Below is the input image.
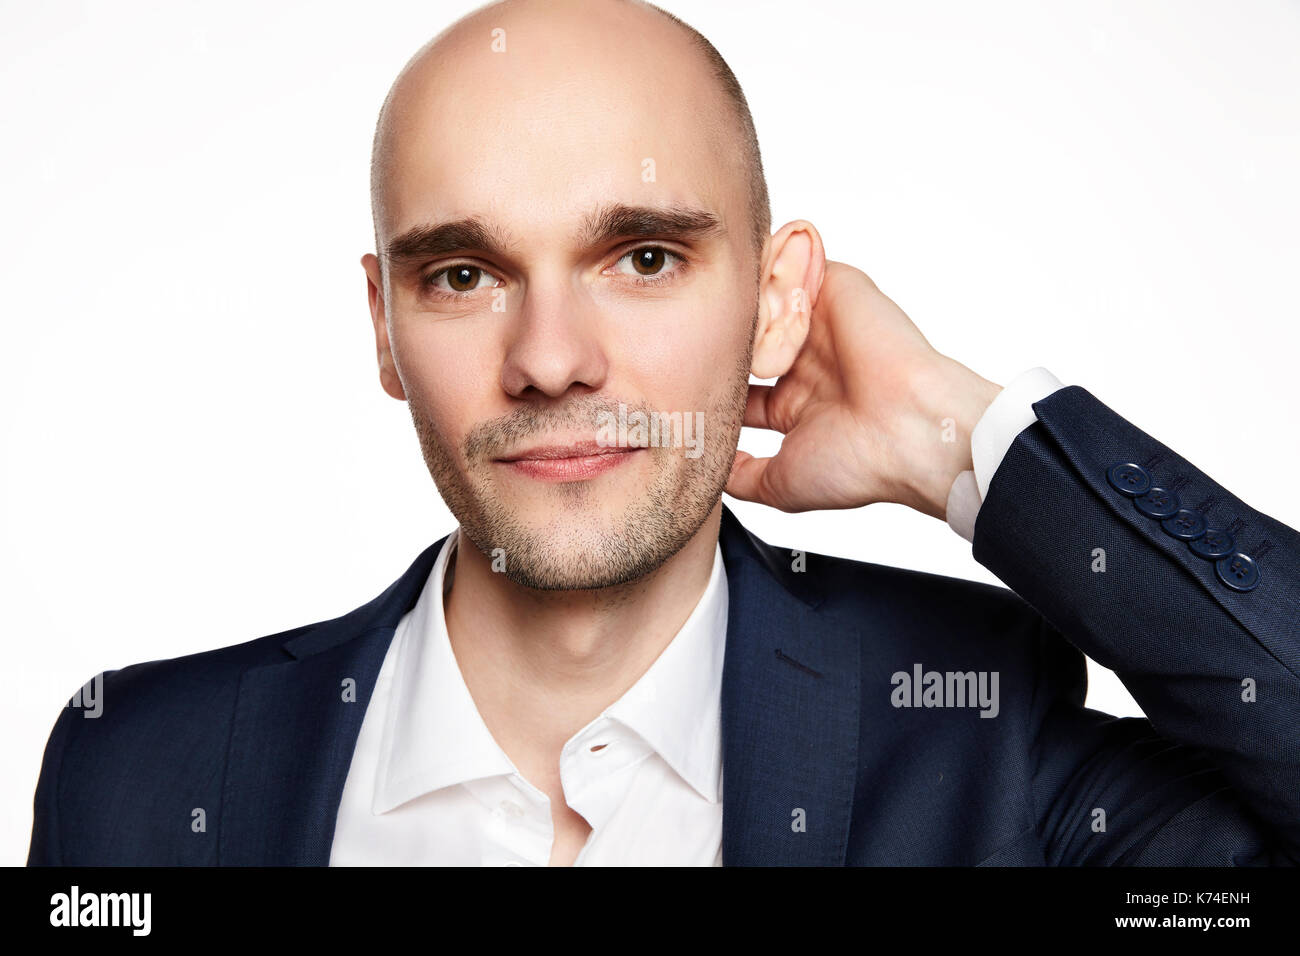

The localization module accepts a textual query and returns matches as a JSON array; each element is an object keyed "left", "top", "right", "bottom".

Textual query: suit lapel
[
  {"left": 217, "top": 508, "right": 863, "bottom": 866},
  {"left": 717, "top": 507, "right": 863, "bottom": 865},
  {"left": 219, "top": 539, "right": 446, "bottom": 865}
]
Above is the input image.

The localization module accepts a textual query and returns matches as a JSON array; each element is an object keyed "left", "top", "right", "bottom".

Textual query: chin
[{"left": 465, "top": 495, "right": 700, "bottom": 592}]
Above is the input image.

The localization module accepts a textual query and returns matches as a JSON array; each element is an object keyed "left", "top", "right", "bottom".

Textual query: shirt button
[{"left": 498, "top": 799, "right": 526, "bottom": 820}]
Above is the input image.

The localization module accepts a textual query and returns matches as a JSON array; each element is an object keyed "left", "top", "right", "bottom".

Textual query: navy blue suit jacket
[{"left": 27, "top": 386, "right": 1300, "bottom": 865}]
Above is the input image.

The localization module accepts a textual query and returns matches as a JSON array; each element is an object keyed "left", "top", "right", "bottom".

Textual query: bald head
[{"left": 367, "top": 0, "right": 770, "bottom": 269}]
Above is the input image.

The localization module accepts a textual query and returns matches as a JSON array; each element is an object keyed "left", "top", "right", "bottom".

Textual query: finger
[
  {"left": 742, "top": 384, "right": 779, "bottom": 431},
  {"left": 725, "top": 449, "right": 779, "bottom": 506}
]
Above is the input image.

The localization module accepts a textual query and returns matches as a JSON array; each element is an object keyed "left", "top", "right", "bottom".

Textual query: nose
[{"left": 499, "top": 283, "right": 609, "bottom": 400}]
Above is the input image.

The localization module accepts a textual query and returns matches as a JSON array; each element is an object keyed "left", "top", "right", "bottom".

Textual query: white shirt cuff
[{"left": 945, "top": 366, "right": 1066, "bottom": 542}]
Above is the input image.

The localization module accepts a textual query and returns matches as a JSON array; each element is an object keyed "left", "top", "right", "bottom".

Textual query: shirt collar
[
  {"left": 372, "top": 532, "right": 728, "bottom": 814},
  {"left": 602, "top": 541, "right": 727, "bottom": 802}
]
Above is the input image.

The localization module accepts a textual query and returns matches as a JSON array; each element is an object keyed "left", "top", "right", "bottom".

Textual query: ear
[
  {"left": 362, "top": 252, "right": 406, "bottom": 401},
  {"left": 751, "top": 220, "right": 826, "bottom": 379}
]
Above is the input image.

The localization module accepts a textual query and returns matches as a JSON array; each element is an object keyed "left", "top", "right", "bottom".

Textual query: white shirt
[
  {"left": 330, "top": 366, "right": 1063, "bottom": 866},
  {"left": 946, "top": 367, "right": 1064, "bottom": 542},
  {"left": 330, "top": 532, "right": 729, "bottom": 866}
]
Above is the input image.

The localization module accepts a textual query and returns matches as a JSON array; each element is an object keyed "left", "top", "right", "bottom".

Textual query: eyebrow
[{"left": 380, "top": 202, "right": 724, "bottom": 265}]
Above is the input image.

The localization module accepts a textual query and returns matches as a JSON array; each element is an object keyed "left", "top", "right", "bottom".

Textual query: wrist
[{"left": 897, "top": 358, "right": 1001, "bottom": 520}]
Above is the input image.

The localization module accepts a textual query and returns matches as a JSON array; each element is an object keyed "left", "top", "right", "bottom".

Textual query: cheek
[
  {"left": 391, "top": 317, "right": 503, "bottom": 450},
  {"left": 617, "top": 288, "right": 753, "bottom": 408}
]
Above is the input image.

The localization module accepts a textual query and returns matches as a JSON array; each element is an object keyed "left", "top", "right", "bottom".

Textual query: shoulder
[
  {"left": 28, "top": 536, "right": 448, "bottom": 863},
  {"left": 47, "top": 623, "right": 318, "bottom": 772},
  {"left": 767, "top": 534, "right": 1046, "bottom": 639},
  {"left": 753, "top": 535, "right": 1084, "bottom": 696},
  {"left": 50, "top": 537, "right": 448, "bottom": 747}
]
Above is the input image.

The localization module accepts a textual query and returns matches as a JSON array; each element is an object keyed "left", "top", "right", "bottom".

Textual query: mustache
[{"left": 463, "top": 395, "right": 658, "bottom": 460}]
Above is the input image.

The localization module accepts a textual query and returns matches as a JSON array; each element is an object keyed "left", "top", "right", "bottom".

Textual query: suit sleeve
[
  {"left": 27, "top": 695, "right": 82, "bottom": 866},
  {"left": 971, "top": 385, "right": 1300, "bottom": 865}
]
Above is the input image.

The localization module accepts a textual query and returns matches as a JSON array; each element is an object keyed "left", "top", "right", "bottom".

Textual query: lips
[
  {"left": 495, "top": 440, "right": 643, "bottom": 482},
  {"left": 497, "top": 440, "right": 629, "bottom": 462}
]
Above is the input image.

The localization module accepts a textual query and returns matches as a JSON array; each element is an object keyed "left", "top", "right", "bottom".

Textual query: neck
[{"left": 443, "top": 502, "right": 723, "bottom": 745}]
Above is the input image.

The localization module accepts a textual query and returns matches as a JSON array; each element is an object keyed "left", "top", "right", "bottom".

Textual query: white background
[{"left": 3, "top": 0, "right": 1297, "bottom": 863}]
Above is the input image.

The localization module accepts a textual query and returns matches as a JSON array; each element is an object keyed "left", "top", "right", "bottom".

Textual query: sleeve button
[
  {"left": 1160, "top": 508, "right": 1207, "bottom": 541},
  {"left": 1189, "top": 527, "right": 1235, "bottom": 560},
  {"left": 1106, "top": 461, "right": 1152, "bottom": 497},
  {"left": 1134, "top": 486, "right": 1180, "bottom": 519},
  {"left": 1215, "top": 552, "right": 1260, "bottom": 592}
]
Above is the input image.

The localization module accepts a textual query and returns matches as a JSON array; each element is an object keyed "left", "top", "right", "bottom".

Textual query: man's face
[{"left": 368, "top": 4, "right": 760, "bottom": 589}]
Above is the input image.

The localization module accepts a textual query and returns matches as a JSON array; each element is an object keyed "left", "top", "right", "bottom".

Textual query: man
[{"left": 28, "top": 0, "right": 1298, "bottom": 866}]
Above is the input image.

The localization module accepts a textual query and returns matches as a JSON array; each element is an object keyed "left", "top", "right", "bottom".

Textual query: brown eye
[
  {"left": 611, "top": 246, "right": 684, "bottom": 282},
  {"left": 631, "top": 247, "right": 666, "bottom": 276},
  {"left": 425, "top": 263, "right": 499, "bottom": 297},
  {"left": 447, "top": 265, "right": 481, "bottom": 291}
]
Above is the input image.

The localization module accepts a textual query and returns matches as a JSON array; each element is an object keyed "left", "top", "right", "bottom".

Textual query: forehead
[{"left": 377, "top": 13, "right": 740, "bottom": 250}]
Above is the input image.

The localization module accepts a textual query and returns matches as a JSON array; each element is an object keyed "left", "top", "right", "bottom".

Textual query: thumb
[{"left": 725, "top": 449, "right": 780, "bottom": 507}]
